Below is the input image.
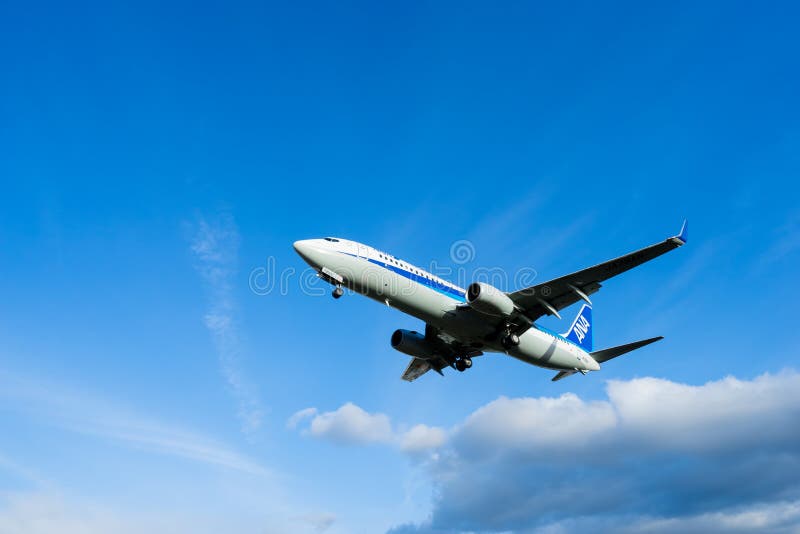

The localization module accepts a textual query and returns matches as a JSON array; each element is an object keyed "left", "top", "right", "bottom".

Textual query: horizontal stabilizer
[
  {"left": 591, "top": 336, "right": 663, "bottom": 364},
  {"left": 552, "top": 370, "right": 578, "bottom": 382}
]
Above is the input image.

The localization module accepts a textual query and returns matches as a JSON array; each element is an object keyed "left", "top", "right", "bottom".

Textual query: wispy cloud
[
  {"left": 293, "top": 512, "right": 337, "bottom": 533},
  {"left": 0, "top": 451, "right": 49, "bottom": 488},
  {"left": 0, "top": 489, "right": 343, "bottom": 534},
  {"left": 0, "top": 492, "right": 138, "bottom": 534},
  {"left": 754, "top": 210, "right": 800, "bottom": 271},
  {"left": 0, "top": 489, "right": 283, "bottom": 534},
  {"left": 0, "top": 371, "right": 267, "bottom": 476},
  {"left": 189, "top": 213, "right": 264, "bottom": 435}
]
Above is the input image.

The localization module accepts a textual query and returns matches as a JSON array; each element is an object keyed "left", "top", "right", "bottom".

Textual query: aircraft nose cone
[
  {"left": 293, "top": 240, "right": 307, "bottom": 254},
  {"left": 293, "top": 240, "right": 311, "bottom": 258},
  {"left": 293, "top": 239, "right": 319, "bottom": 267}
]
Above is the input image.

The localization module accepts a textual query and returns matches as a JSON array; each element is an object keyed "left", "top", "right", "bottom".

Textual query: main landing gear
[
  {"left": 455, "top": 357, "right": 473, "bottom": 372},
  {"left": 332, "top": 286, "right": 344, "bottom": 299},
  {"left": 501, "top": 333, "right": 520, "bottom": 350}
]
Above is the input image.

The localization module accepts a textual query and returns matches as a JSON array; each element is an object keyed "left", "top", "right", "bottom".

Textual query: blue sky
[{"left": 1, "top": 1, "right": 799, "bottom": 532}]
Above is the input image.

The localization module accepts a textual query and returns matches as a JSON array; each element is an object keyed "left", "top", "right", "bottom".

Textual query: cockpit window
[{"left": 323, "top": 237, "right": 340, "bottom": 242}]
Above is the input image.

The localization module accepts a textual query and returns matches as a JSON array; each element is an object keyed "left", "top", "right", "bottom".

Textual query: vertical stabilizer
[{"left": 562, "top": 304, "right": 593, "bottom": 351}]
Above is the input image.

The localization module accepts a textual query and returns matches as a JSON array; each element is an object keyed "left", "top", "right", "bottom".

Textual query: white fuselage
[{"left": 294, "top": 238, "right": 599, "bottom": 372}]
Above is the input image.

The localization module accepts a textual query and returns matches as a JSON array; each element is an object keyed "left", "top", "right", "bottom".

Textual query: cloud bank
[{"left": 296, "top": 371, "right": 800, "bottom": 533}]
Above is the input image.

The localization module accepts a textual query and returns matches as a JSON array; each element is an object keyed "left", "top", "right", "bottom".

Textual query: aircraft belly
[
  {"left": 339, "top": 259, "right": 458, "bottom": 324},
  {"left": 316, "top": 254, "right": 532, "bottom": 350},
  {"left": 508, "top": 329, "right": 581, "bottom": 370},
  {"left": 385, "top": 288, "right": 454, "bottom": 324}
]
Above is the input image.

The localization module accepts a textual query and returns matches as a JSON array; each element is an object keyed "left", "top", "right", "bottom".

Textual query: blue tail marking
[{"left": 562, "top": 304, "right": 593, "bottom": 351}]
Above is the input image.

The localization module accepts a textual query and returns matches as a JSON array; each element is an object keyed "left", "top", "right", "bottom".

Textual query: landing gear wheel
[
  {"left": 455, "top": 359, "right": 467, "bottom": 372},
  {"left": 502, "top": 333, "right": 520, "bottom": 349},
  {"left": 332, "top": 286, "right": 344, "bottom": 299},
  {"left": 462, "top": 357, "right": 473, "bottom": 369}
]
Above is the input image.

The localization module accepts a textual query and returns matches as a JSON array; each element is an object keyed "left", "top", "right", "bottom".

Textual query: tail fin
[{"left": 562, "top": 304, "right": 592, "bottom": 352}]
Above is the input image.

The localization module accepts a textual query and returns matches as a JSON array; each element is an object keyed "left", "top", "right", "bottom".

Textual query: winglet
[{"left": 673, "top": 219, "right": 688, "bottom": 245}]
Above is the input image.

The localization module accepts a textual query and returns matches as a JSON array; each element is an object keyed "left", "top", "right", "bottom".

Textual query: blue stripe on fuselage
[
  {"left": 338, "top": 252, "right": 466, "bottom": 301},
  {"left": 534, "top": 324, "right": 586, "bottom": 351}
]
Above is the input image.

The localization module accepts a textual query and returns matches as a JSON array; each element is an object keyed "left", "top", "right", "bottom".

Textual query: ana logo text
[{"left": 573, "top": 316, "right": 590, "bottom": 343}]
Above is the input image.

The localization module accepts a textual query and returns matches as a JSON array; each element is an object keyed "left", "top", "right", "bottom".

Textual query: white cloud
[
  {"left": 306, "top": 403, "right": 394, "bottom": 445},
  {"left": 190, "top": 213, "right": 264, "bottom": 435},
  {"left": 456, "top": 394, "right": 617, "bottom": 454},
  {"left": 607, "top": 372, "right": 800, "bottom": 451},
  {"left": 287, "top": 407, "right": 318, "bottom": 429},
  {"left": 446, "top": 371, "right": 800, "bottom": 457},
  {"left": 290, "top": 403, "right": 446, "bottom": 453},
  {"left": 399, "top": 425, "right": 447, "bottom": 454}
]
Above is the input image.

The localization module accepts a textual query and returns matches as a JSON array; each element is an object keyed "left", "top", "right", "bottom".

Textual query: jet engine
[
  {"left": 466, "top": 282, "right": 516, "bottom": 317},
  {"left": 391, "top": 329, "right": 436, "bottom": 360}
]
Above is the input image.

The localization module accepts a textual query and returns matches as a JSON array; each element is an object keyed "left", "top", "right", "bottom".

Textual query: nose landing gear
[{"left": 318, "top": 268, "right": 345, "bottom": 300}]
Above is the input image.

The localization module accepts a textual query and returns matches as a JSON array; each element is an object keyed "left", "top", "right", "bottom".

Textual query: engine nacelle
[
  {"left": 466, "top": 282, "right": 516, "bottom": 317},
  {"left": 391, "top": 329, "right": 436, "bottom": 360}
]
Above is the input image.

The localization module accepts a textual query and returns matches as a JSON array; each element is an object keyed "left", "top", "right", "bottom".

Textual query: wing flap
[{"left": 401, "top": 358, "right": 432, "bottom": 382}]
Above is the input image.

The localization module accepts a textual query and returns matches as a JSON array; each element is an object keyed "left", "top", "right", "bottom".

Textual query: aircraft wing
[{"left": 509, "top": 221, "right": 687, "bottom": 323}]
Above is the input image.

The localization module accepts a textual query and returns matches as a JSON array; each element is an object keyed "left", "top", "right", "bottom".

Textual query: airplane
[{"left": 293, "top": 221, "right": 687, "bottom": 382}]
